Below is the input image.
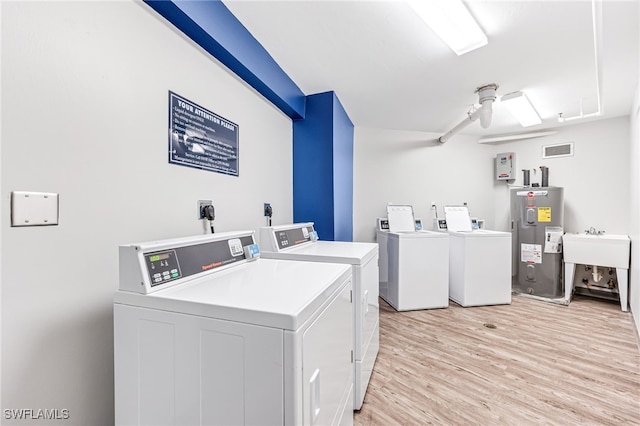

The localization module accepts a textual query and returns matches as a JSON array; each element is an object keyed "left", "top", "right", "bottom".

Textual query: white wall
[
  {"left": 0, "top": 0, "right": 3, "bottom": 415},
  {"left": 354, "top": 117, "right": 630, "bottom": 244},
  {"left": 630, "top": 1, "right": 640, "bottom": 339},
  {"left": 630, "top": 82, "right": 640, "bottom": 337},
  {"left": 490, "top": 117, "right": 630, "bottom": 235},
  {"left": 1, "top": 2, "right": 293, "bottom": 424},
  {"left": 353, "top": 128, "right": 495, "bottom": 242}
]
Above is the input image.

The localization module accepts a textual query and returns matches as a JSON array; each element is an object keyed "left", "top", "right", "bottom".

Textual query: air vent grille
[{"left": 542, "top": 142, "right": 573, "bottom": 158}]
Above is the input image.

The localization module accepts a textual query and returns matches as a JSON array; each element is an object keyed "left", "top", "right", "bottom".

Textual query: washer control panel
[
  {"left": 119, "top": 231, "right": 257, "bottom": 294},
  {"left": 275, "top": 224, "right": 316, "bottom": 250},
  {"left": 377, "top": 218, "right": 390, "bottom": 231},
  {"left": 145, "top": 250, "right": 182, "bottom": 287}
]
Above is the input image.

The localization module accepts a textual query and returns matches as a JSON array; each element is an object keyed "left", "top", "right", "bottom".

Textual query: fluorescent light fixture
[
  {"left": 500, "top": 91, "right": 542, "bottom": 127},
  {"left": 477, "top": 130, "right": 557, "bottom": 144},
  {"left": 407, "top": 0, "right": 487, "bottom": 56}
]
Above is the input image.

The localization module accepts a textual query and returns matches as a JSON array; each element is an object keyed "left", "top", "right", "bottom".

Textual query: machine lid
[
  {"left": 386, "top": 204, "right": 416, "bottom": 233},
  {"left": 260, "top": 240, "right": 378, "bottom": 265},
  {"left": 388, "top": 230, "right": 449, "bottom": 239},
  {"left": 443, "top": 206, "right": 473, "bottom": 232},
  {"left": 447, "top": 229, "right": 511, "bottom": 238},
  {"left": 114, "top": 258, "right": 351, "bottom": 330}
]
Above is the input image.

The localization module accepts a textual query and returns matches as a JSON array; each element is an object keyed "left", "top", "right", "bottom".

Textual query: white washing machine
[
  {"left": 441, "top": 206, "right": 512, "bottom": 307},
  {"left": 114, "top": 231, "right": 354, "bottom": 426},
  {"left": 381, "top": 205, "right": 450, "bottom": 311},
  {"left": 259, "top": 223, "right": 379, "bottom": 411},
  {"left": 386, "top": 231, "right": 450, "bottom": 311}
]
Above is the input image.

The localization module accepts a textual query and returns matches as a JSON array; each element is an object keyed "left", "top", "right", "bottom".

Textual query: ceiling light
[
  {"left": 407, "top": 0, "right": 487, "bottom": 56},
  {"left": 477, "top": 130, "right": 557, "bottom": 144},
  {"left": 500, "top": 91, "right": 542, "bottom": 127}
]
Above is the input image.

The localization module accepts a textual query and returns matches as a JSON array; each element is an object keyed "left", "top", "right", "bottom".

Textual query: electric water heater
[{"left": 510, "top": 186, "right": 564, "bottom": 298}]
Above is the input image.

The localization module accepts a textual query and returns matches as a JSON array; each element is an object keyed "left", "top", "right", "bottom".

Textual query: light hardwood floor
[{"left": 355, "top": 295, "right": 640, "bottom": 425}]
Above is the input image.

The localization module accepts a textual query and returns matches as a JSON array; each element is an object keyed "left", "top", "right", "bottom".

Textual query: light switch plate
[{"left": 11, "top": 191, "right": 59, "bottom": 226}]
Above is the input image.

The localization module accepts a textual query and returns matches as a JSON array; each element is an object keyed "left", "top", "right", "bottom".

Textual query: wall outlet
[{"left": 198, "top": 200, "right": 213, "bottom": 219}]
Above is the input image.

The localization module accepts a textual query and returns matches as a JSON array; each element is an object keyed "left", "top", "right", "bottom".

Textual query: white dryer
[
  {"left": 442, "top": 206, "right": 512, "bottom": 307},
  {"left": 259, "top": 223, "right": 378, "bottom": 411},
  {"left": 114, "top": 231, "right": 354, "bottom": 426}
]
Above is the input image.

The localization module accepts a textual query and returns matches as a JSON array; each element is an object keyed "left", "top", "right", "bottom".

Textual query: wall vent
[{"left": 542, "top": 142, "right": 573, "bottom": 158}]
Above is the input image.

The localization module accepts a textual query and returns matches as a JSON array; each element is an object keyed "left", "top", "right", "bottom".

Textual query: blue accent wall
[
  {"left": 144, "top": 0, "right": 305, "bottom": 119},
  {"left": 332, "top": 96, "right": 355, "bottom": 241},
  {"left": 144, "top": 2, "right": 354, "bottom": 241},
  {"left": 293, "top": 92, "right": 354, "bottom": 241}
]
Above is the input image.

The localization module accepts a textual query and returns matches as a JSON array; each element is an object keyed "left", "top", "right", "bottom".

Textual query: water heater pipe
[{"left": 540, "top": 166, "right": 549, "bottom": 187}]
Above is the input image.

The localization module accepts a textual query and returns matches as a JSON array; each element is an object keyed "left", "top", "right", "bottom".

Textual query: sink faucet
[{"left": 585, "top": 227, "right": 605, "bottom": 235}]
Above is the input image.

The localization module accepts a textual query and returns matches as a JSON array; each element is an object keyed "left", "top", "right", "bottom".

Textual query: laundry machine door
[{"left": 302, "top": 283, "right": 353, "bottom": 425}]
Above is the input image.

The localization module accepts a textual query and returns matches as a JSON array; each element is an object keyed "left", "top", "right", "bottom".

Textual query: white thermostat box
[{"left": 496, "top": 152, "right": 515, "bottom": 180}]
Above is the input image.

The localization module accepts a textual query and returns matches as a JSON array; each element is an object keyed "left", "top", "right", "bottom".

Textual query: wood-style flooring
[{"left": 355, "top": 295, "right": 640, "bottom": 425}]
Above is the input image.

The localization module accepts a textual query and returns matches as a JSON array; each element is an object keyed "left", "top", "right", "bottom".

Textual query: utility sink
[
  {"left": 563, "top": 232, "right": 631, "bottom": 312},
  {"left": 563, "top": 233, "right": 630, "bottom": 268}
]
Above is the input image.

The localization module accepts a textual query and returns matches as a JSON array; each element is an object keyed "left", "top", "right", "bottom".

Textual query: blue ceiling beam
[{"left": 144, "top": 0, "right": 306, "bottom": 119}]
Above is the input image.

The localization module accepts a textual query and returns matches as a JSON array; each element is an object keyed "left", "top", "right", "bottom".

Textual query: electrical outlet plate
[
  {"left": 11, "top": 191, "right": 59, "bottom": 226},
  {"left": 198, "top": 200, "right": 212, "bottom": 219}
]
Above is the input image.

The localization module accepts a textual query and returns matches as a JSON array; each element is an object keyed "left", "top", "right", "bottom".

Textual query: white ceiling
[{"left": 223, "top": 0, "right": 639, "bottom": 140}]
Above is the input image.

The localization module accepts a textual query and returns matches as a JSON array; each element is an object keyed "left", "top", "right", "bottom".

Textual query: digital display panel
[
  {"left": 145, "top": 249, "right": 181, "bottom": 287},
  {"left": 276, "top": 226, "right": 315, "bottom": 250},
  {"left": 149, "top": 253, "right": 170, "bottom": 262},
  {"left": 144, "top": 235, "right": 255, "bottom": 288}
]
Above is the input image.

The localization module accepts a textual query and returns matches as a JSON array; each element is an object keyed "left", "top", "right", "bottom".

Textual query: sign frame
[{"left": 168, "top": 91, "right": 239, "bottom": 176}]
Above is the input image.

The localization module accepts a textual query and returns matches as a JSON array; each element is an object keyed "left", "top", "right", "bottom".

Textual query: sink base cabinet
[{"left": 565, "top": 262, "right": 629, "bottom": 312}]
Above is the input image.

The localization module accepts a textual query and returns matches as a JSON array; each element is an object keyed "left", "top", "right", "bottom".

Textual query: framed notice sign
[{"left": 168, "top": 91, "right": 239, "bottom": 176}]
